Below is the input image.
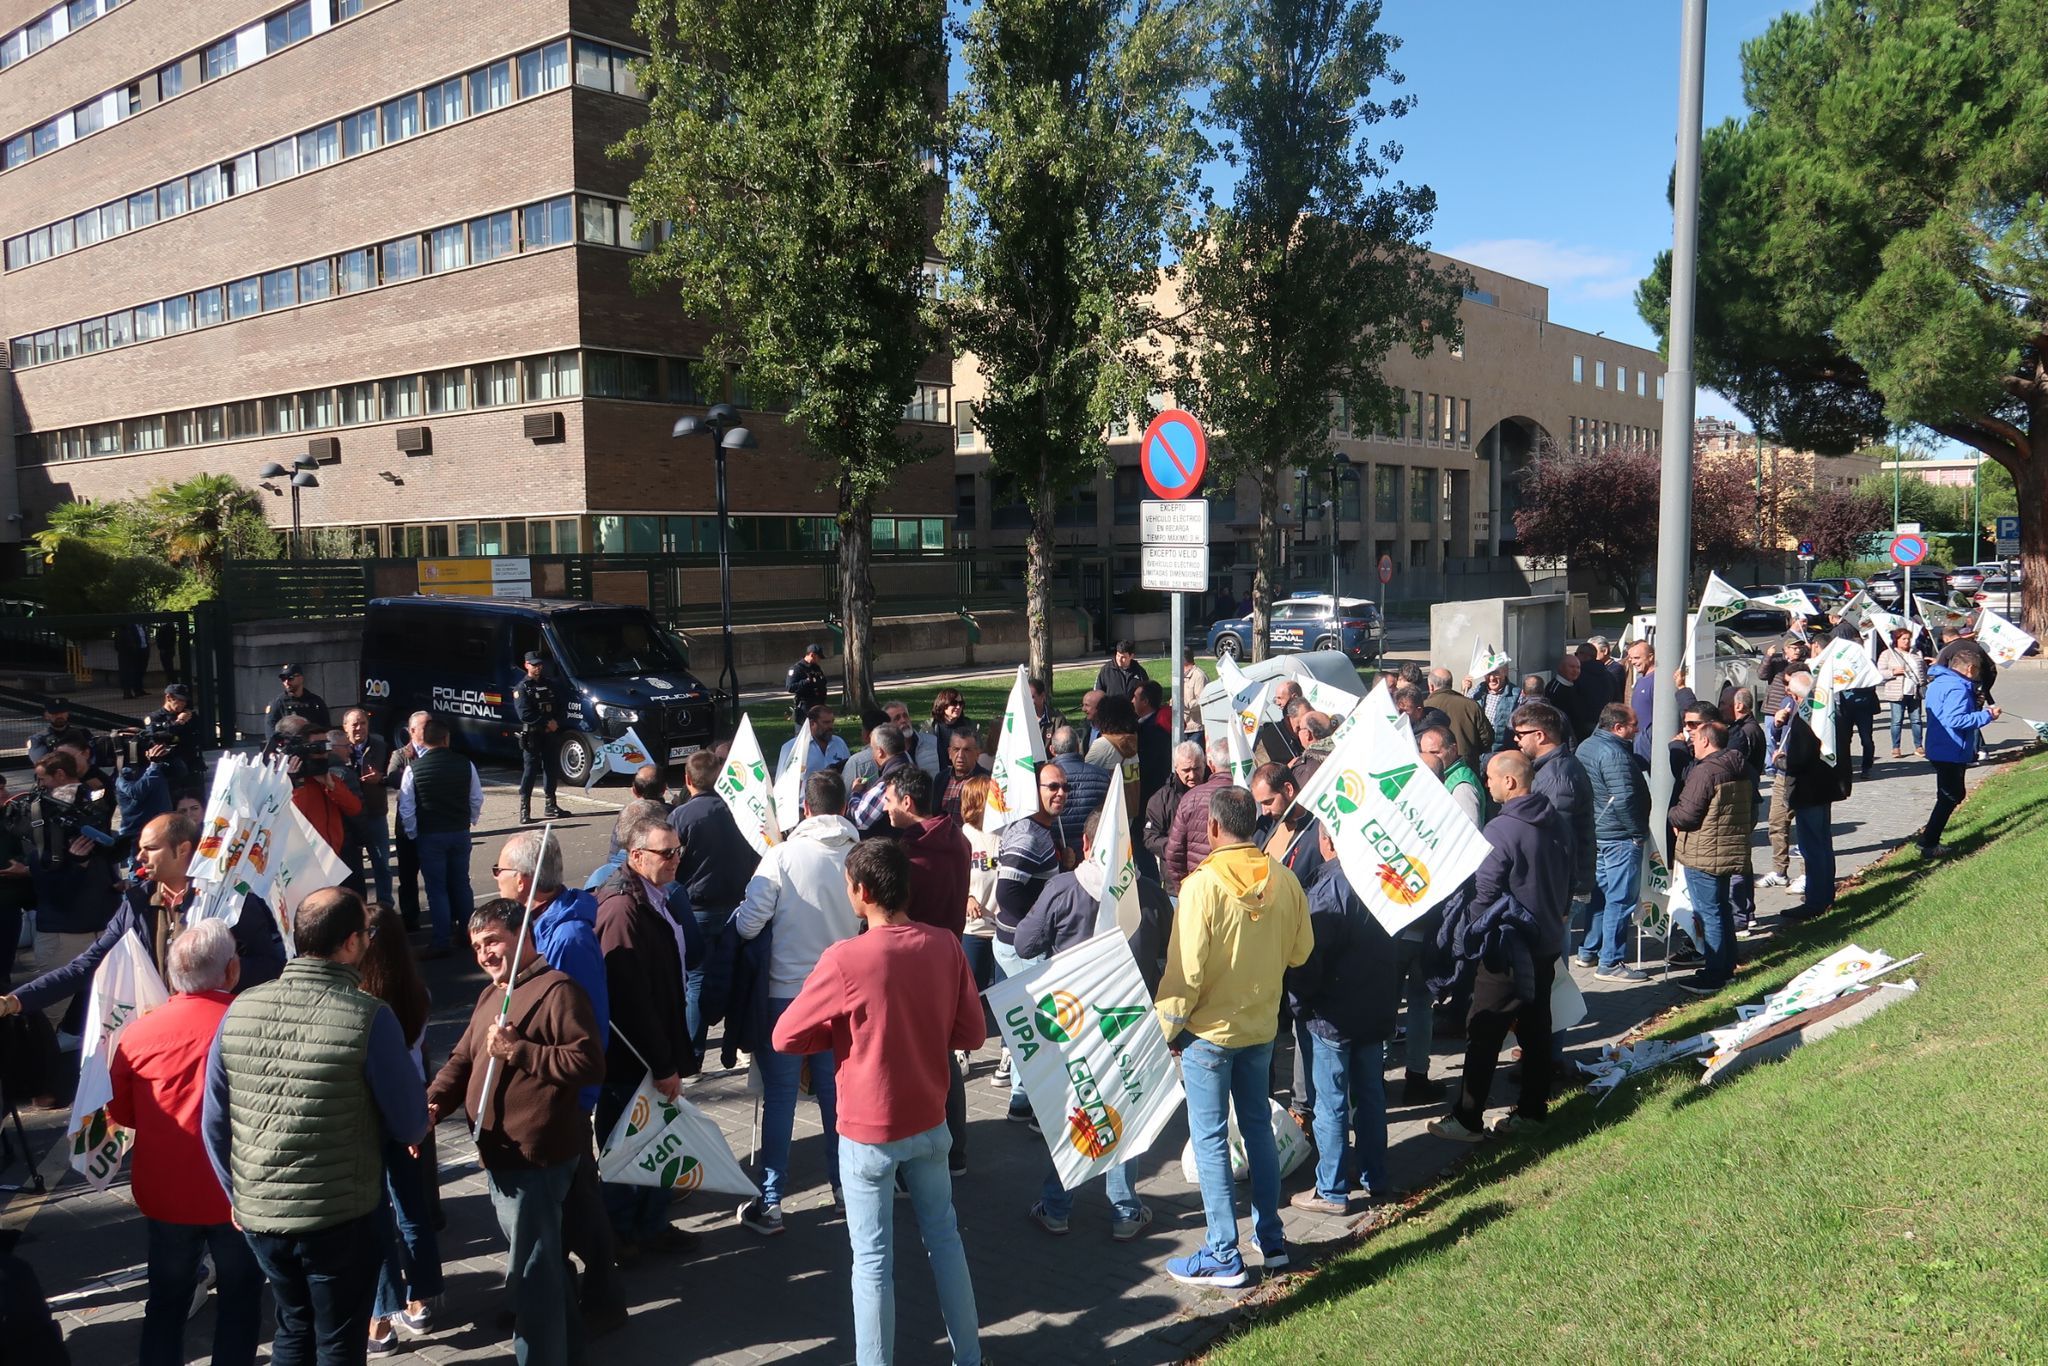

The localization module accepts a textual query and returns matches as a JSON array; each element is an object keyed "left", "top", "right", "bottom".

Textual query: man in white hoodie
[{"left": 731, "top": 769, "right": 863, "bottom": 1237}]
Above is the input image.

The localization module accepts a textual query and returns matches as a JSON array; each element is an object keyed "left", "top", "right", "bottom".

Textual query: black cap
[
  {"left": 805, "top": 642, "right": 823, "bottom": 656},
  {"left": 278, "top": 663, "right": 302, "bottom": 680},
  {"left": 164, "top": 683, "right": 192, "bottom": 700},
  {"left": 524, "top": 651, "right": 545, "bottom": 666},
  {"left": 44, "top": 696, "right": 69, "bottom": 713}
]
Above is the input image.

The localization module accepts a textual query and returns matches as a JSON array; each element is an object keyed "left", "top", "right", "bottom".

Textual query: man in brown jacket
[
  {"left": 1164, "top": 735, "right": 1237, "bottom": 894},
  {"left": 1668, "top": 717, "right": 1753, "bottom": 996},
  {"left": 1427, "top": 668, "right": 1495, "bottom": 765},
  {"left": 427, "top": 897, "right": 606, "bottom": 1366}
]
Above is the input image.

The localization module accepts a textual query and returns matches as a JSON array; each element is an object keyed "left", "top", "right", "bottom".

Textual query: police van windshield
[{"left": 550, "top": 611, "right": 691, "bottom": 678}]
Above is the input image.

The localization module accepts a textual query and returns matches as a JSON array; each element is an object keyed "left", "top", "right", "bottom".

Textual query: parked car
[
  {"left": 1786, "top": 580, "right": 1850, "bottom": 614},
  {"left": 1944, "top": 564, "right": 1990, "bottom": 594},
  {"left": 1867, "top": 569, "right": 1903, "bottom": 605},
  {"left": 1813, "top": 576, "right": 1866, "bottom": 600},
  {"left": 1723, "top": 604, "right": 1793, "bottom": 635},
  {"left": 1980, "top": 563, "right": 2024, "bottom": 592},
  {"left": 1739, "top": 583, "right": 1831, "bottom": 630},
  {"left": 1204, "top": 592, "right": 1385, "bottom": 663}
]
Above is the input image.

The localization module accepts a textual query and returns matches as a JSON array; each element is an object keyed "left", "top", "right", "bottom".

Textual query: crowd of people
[{"left": 0, "top": 615, "right": 2014, "bottom": 1363}]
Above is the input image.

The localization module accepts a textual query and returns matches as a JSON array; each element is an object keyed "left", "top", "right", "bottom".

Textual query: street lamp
[
  {"left": 672, "top": 403, "right": 757, "bottom": 733},
  {"left": 259, "top": 458, "right": 321, "bottom": 559}
]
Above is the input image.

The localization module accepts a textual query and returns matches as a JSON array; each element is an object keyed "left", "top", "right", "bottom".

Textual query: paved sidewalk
[{"left": 8, "top": 661, "right": 2043, "bottom": 1364}]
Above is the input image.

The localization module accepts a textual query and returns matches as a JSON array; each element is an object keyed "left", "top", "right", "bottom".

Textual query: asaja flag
[
  {"left": 584, "top": 725, "right": 654, "bottom": 791},
  {"left": 715, "top": 714, "right": 781, "bottom": 854},
  {"left": 67, "top": 930, "right": 169, "bottom": 1191},
  {"left": 986, "top": 930, "right": 1183, "bottom": 1191},
  {"left": 1467, "top": 641, "right": 1511, "bottom": 681},
  {"left": 1305, "top": 701, "right": 1487, "bottom": 936},
  {"left": 985, "top": 665, "right": 1046, "bottom": 831},
  {"left": 1297, "top": 675, "right": 1363, "bottom": 719},
  {"left": 1699, "top": 571, "right": 1747, "bottom": 619},
  {"left": 1089, "top": 764, "right": 1140, "bottom": 938},
  {"left": 598, "top": 1074, "right": 759, "bottom": 1198},
  {"left": 1975, "top": 607, "right": 2036, "bottom": 667},
  {"left": 1812, "top": 636, "right": 1884, "bottom": 693}
]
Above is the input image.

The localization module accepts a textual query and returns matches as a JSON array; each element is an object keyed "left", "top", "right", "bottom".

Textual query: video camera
[
  {"left": 260, "top": 729, "right": 331, "bottom": 780},
  {"left": 0, "top": 784, "right": 115, "bottom": 855},
  {"left": 111, "top": 719, "right": 181, "bottom": 772}
]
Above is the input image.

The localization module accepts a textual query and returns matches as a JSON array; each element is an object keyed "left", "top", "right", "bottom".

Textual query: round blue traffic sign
[
  {"left": 1889, "top": 533, "right": 1929, "bottom": 567},
  {"left": 1141, "top": 410, "right": 1208, "bottom": 500},
  {"left": 1797, "top": 539, "right": 1815, "bottom": 557}
]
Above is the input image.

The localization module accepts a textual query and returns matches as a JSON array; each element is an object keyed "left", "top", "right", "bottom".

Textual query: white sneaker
[
  {"left": 1759, "top": 872, "right": 1789, "bottom": 888},
  {"left": 1789, "top": 876, "right": 1807, "bottom": 895}
]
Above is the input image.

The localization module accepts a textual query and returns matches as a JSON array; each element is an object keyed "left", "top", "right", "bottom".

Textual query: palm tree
[
  {"left": 148, "top": 474, "right": 263, "bottom": 573},
  {"left": 29, "top": 499, "right": 120, "bottom": 563}
]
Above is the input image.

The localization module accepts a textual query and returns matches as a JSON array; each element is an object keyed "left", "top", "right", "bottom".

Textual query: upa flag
[
  {"left": 1700, "top": 571, "right": 1747, "bottom": 620},
  {"left": 1295, "top": 677, "right": 1411, "bottom": 822},
  {"left": 715, "top": 715, "right": 781, "bottom": 854},
  {"left": 1089, "top": 764, "right": 1141, "bottom": 938},
  {"left": 1303, "top": 701, "right": 1487, "bottom": 936},
  {"left": 1467, "top": 641, "right": 1511, "bottom": 682},
  {"left": 584, "top": 725, "right": 655, "bottom": 791},
  {"left": 66, "top": 930, "right": 169, "bottom": 1191},
  {"left": 1974, "top": 607, "right": 2037, "bottom": 667},
  {"left": 1812, "top": 636, "right": 1884, "bottom": 693},
  {"left": 1750, "top": 586, "right": 1821, "bottom": 620},
  {"left": 598, "top": 1074, "right": 759, "bottom": 1198},
  {"left": 986, "top": 930, "right": 1183, "bottom": 1191},
  {"left": 985, "top": 665, "right": 1046, "bottom": 831}
]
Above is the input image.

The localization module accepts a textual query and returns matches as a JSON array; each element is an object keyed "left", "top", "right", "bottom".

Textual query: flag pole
[{"left": 472, "top": 821, "right": 554, "bottom": 1141}]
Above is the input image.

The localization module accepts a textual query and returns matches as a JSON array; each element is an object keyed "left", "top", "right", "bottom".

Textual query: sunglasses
[
  {"left": 1040, "top": 781, "right": 1069, "bottom": 793},
  {"left": 633, "top": 845, "right": 683, "bottom": 861}
]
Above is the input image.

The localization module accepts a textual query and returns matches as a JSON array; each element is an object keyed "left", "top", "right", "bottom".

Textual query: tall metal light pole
[
  {"left": 1648, "top": 0, "right": 1709, "bottom": 844},
  {"left": 259, "top": 458, "right": 320, "bottom": 559},
  {"left": 672, "top": 403, "right": 757, "bottom": 735}
]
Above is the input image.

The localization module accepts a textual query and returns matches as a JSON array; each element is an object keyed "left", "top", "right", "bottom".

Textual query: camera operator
[
  {"left": 112, "top": 729, "right": 174, "bottom": 842},
  {"left": 0, "top": 812, "right": 284, "bottom": 1026},
  {"left": 267, "top": 716, "right": 359, "bottom": 856},
  {"left": 8, "top": 752, "right": 124, "bottom": 1034},
  {"left": 27, "top": 696, "right": 93, "bottom": 766},
  {"left": 265, "top": 663, "right": 331, "bottom": 733},
  {"left": 142, "top": 682, "right": 206, "bottom": 784},
  {"left": 513, "top": 650, "right": 563, "bottom": 824}
]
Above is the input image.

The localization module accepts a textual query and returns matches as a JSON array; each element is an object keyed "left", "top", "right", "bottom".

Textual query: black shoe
[
  {"left": 582, "top": 1302, "right": 630, "bottom": 1337},
  {"left": 544, "top": 800, "right": 563, "bottom": 819},
  {"left": 519, "top": 800, "right": 532, "bottom": 824},
  {"left": 1401, "top": 1073, "right": 1444, "bottom": 1105}
]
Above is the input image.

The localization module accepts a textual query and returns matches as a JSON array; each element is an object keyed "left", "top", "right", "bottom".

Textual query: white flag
[
  {"left": 1974, "top": 607, "right": 2037, "bottom": 667},
  {"left": 985, "top": 665, "right": 1047, "bottom": 831},
  {"left": 1811, "top": 636, "right": 1883, "bottom": 693},
  {"left": 2018, "top": 716, "right": 2048, "bottom": 746},
  {"left": 986, "top": 931, "right": 1183, "bottom": 1191},
  {"left": 67, "top": 931, "right": 170, "bottom": 1191},
  {"left": 1750, "top": 587, "right": 1820, "bottom": 619},
  {"left": 1801, "top": 679, "right": 1841, "bottom": 764},
  {"left": 1865, "top": 606, "right": 1908, "bottom": 640},
  {"left": 1912, "top": 595, "right": 1972, "bottom": 633},
  {"left": 771, "top": 728, "right": 805, "bottom": 835},
  {"left": 584, "top": 725, "right": 655, "bottom": 791},
  {"left": 598, "top": 1074, "right": 759, "bottom": 1198},
  {"left": 714, "top": 715, "right": 782, "bottom": 855},
  {"left": 1467, "top": 641, "right": 1511, "bottom": 682},
  {"left": 1304, "top": 701, "right": 1488, "bottom": 936},
  {"left": 187, "top": 755, "right": 348, "bottom": 947},
  {"left": 1089, "top": 764, "right": 1141, "bottom": 938},
  {"left": 1700, "top": 571, "right": 1747, "bottom": 618},
  {"left": 1297, "top": 676, "right": 1363, "bottom": 720},
  {"left": 1294, "top": 677, "right": 1412, "bottom": 824},
  {"left": 1836, "top": 589, "right": 1876, "bottom": 631}
]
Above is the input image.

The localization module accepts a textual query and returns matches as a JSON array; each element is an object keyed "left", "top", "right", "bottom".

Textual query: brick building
[{"left": 0, "top": 0, "right": 952, "bottom": 564}]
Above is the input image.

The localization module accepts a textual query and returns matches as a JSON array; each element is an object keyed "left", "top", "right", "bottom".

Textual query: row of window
[
  {"left": 1568, "top": 417, "right": 1662, "bottom": 455},
  {"left": 2, "top": 1, "right": 366, "bottom": 174},
  {"left": 7, "top": 194, "right": 646, "bottom": 369},
  {"left": 2, "top": 34, "right": 642, "bottom": 273},
  {"left": 1572, "top": 354, "right": 1663, "bottom": 399},
  {"left": 321, "top": 519, "right": 586, "bottom": 559},
  {"left": 0, "top": 0, "right": 127, "bottom": 72},
  {"left": 302, "top": 512, "right": 941, "bottom": 562}
]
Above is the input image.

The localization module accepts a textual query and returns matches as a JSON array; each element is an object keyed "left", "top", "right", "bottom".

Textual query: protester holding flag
[
  {"left": 992, "top": 762, "right": 1072, "bottom": 1122},
  {"left": 1878, "top": 626, "right": 1926, "bottom": 757},
  {"left": 1465, "top": 664, "right": 1520, "bottom": 754},
  {"left": 1157, "top": 786, "right": 1314, "bottom": 1288},
  {"left": 1779, "top": 673, "right": 1851, "bottom": 921},
  {"left": 107, "top": 919, "right": 263, "bottom": 1366},
  {"left": 773, "top": 840, "right": 986, "bottom": 1366},
  {"left": 426, "top": 897, "right": 606, "bottom": 1366},
  {"left": 732, "top": 770, "right": 862, "bottom": 1234},
  {"left": 1919, "top": 641, "right": 1999, "bottom": 859},
  {"left": 779, "top": 705, "right": 850, "bottom": 778}
]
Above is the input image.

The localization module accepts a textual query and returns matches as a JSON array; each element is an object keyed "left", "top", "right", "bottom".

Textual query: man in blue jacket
[
  {"left": 667, "top": 751, "right": 761, "bottom": 1055},
  {"left": 1576, "top": 703, "right": 1649, "bottom": 983},
  {"left": 1284, "top": 827, "right": 1401, "bottom": 1215},
  {"left": 1918, "top": 642, "right": 1999, "bottom": 859}
]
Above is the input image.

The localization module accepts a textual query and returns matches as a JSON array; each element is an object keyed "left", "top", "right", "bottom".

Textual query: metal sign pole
[{"left": 1170, "top": 591, "right": 1185, "bottom": 729}]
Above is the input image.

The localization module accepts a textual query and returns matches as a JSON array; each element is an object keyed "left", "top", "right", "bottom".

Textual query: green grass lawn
[{"left": 1207, "top": 753, "right": 2048, "bottom": 1363}]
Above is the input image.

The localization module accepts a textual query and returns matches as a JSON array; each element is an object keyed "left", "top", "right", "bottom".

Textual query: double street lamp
[
  {"left": 672, "top": 403, "right": 758, "bottom": 734},
  {"left": 258, "top": 457, "right": 321, "bottom": 559}
]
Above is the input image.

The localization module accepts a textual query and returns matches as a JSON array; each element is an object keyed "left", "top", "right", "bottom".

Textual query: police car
[{"left": 1204, "top": 592, "right": 1385, "bottom": 663}]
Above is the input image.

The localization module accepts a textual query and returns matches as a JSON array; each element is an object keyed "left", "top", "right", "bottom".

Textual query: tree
[
  {"left": 1172, "top": 0, "right": 1463, "bottom": 659},
  {"left": 1792, "top": 484, "right": 1887, "bottom": 568},
  {"left": 1638, "top": 0, "right": 2048, "bottom": 633},
  {"left": 624, "top": 0, "right": 946, "bottom": 717},
  {"left": 28, "top": 476, "right": 277, "bottom": 612},
  {"left": 150, "top": 473, "right": 267, "bottom": 576},
  {"left": 941, "top": 0, "right": 1205, "bottom": 689},
  {"left": 1514, "top": 440, "right": 1755, "bottom": 610}
]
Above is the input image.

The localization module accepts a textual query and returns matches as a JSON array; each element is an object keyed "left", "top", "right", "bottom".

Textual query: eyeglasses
[
  {"left": 1040, "top": 782, "right": 1069, "bottom": 793},
  {"left": 1512, "top": 728, "right": 1542, "bottom": 738},
  {"left": 633, "top": 845, "right": 683, "bottom": 862}
]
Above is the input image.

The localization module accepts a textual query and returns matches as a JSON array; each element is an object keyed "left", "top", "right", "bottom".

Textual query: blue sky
[{"left": 1369, "top": 0, "right": 1796, "bottom": 429}]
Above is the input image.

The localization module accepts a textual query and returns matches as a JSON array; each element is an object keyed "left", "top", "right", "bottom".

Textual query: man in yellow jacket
[{"left": 1155, "top": 785, "right": 1314, "bottom": 1288}]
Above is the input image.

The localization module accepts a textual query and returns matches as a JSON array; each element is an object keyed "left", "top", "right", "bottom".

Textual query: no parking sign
[{"left": 1140, "top": 410, "right": 1207, "bottom": 501}]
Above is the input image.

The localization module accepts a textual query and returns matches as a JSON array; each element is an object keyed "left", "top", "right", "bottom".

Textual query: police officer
[
  {"left": 266, "top": 663, "right": 331, "bottom": 732},
  {"left": 513, "top": 650, "right": 563, "bottom": 823},
  {"left": 786, "top": 641, "right": 830, "bottom": 724},
  {"left": 142, "top": 682, "right": 206, "bottom": 784},
  {"left": 28, "top": 697, "right": 93, "bottom": 765}
]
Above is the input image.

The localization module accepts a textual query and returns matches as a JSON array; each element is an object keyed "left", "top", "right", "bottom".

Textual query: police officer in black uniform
[
  {"left": 513, "top": 650, "right": 563, "bottom": 823},
  {"left": 27, "top": 697, "right": 94, "bottom": 765},
  {"left": 265, "top": 663, "right": 331, "bottom": 733},
  {"left": 786, "top": 642, "right": 830, "bottom": 725}
]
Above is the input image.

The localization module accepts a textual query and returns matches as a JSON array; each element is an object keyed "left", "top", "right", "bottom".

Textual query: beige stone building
[{"left": 950, "top": 251, "right": 1669, "bottom": 609}]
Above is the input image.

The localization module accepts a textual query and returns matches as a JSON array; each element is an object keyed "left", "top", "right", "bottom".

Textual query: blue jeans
[
  {"left": 685, "top": 907, "right": 731, "bottom": 1053},
  {"left": 990, "top": 939, "right": 1041, "bottom": 1105},
  {"left": 373, "top": 1137, "right": 444, "bottom": 1319},
  {"left": 1684, "top": 868, "right": 1736, "bottom": 987},
  {"left": 1762, "top": 714, "right": 1783, "bottom": 774},
  {"left": 1395, "top": 935, "right": 1435, "bottom": 1075},
  {"left": 243, "top": 1209, "right": 383, "bottom": 1366},
  {"left": 142, "top": 1218, "right": 264, "bottom": 1366},
  {"left": 839, "top": 1123, "right": 981, "bottom": 1366},
  {"left": 1307, "top": 1033, "right": 1387, "bottom": 1202},
  {"left": 1038, "top": 1158, "right": 1140, "bottom": 1223},
  {"left": 1179, "top": 1038, "right": 1283, "bottom": 1262},
  {"left": 354, "top": 818, "right": 394, "bottom": 907},
  {"left": 413, "top": 829, "right": 473, "bottom": 949},
  {"left": 1586, "top": 838, "right": 1643, "bottom": 970},
  {"left": 486, "top": 1159, "right": 581, "bottom": 1366},
  {"left": 1793, "top": 804, "right": 1835, "bottom": 915},
  {"left": 1889, "top": 701, "right": 1923, "bottom": 751},
  {"left": 760, "top": 996, "right": 840, "bottom": 1206}
]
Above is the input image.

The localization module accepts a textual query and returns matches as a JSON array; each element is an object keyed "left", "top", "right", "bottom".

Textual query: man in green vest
[
  {"left": 398, "top": 715, "right": 483, "bottom": 958},
  {"left": 202, "top": 887, "right": 429, "bottom": 1363}
]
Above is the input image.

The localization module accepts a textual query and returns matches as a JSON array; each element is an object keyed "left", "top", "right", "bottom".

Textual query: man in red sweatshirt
[{"left": 773, "top": 840, "right": 985, "bottom": 1366}]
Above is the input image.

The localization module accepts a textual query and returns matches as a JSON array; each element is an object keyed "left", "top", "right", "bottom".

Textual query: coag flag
[
  {"left": 1303, "top": 701, "right": 1487, "bottom": 936},
  {"left": 187, "top": 754, "right": 349, "bottom": 947},
  {"left": 986, "top": 930, "right": 1183, "bottom": 1191},
  {"left": 1089, "top": 764, "right": 1141, "bottom": 938},
  {"left": 985, "top": 665, "right": 1046, "bottom": 832},
  {"left": 584, "top": 725, "right": 655, "bottom": 791},
  {"left": 1467, "top": 641, "right": 1511, "bottom": 682},
  {"left": 1974, "top": 607, "right": 2037, "bottom": 667},
  {"left": 715, "top": 714, "right": 781, "bottom": 854},
  {"left": 598, "top": 1074, "right": 759, "bottom": 1198},
  {"left": 66, "top": 930, "right": 169, "bottom": 1191}
]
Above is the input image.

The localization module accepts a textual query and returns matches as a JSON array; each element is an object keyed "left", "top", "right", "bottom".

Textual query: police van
[{"left": 360, "top": 596, "right": 716, "bottom": 783}]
